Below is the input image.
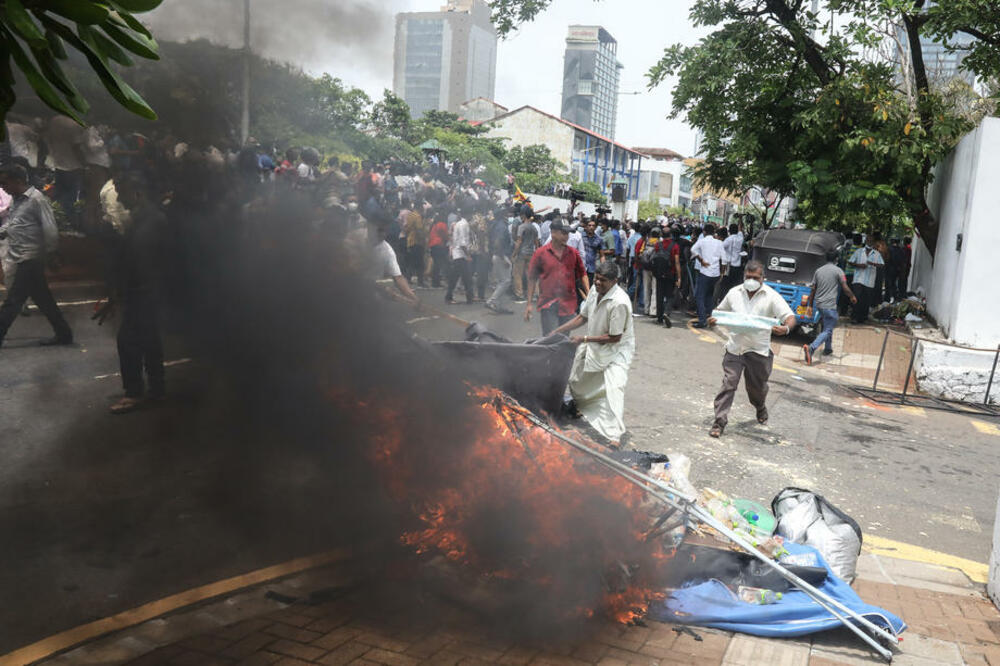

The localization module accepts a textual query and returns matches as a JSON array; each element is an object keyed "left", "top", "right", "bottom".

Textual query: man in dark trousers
[
  {"left": 0, "top": 164, "right": 73, "bottom": 348},
  {"left": 105, "top": 173, "right": 167, "bottom": 414},
  {"left": 525, "top": 219, "right": 589, "bottom": 335},
  {"left": 647, "top": 227, "right": 682, "bottom": 327}
]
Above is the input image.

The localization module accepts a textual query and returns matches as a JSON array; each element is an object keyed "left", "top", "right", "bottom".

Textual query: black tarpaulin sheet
[{"left": 432, "top": 325, "right": 577, "bottom": 416}]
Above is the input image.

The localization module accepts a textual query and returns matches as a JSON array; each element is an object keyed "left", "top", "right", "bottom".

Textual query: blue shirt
[
  {"left": 583, "top": 233, "right": 604, "bottom": 273},
  {"left": 612, "top": 229, "right": 623, "bottom": 256},
  {"left": 627, "top": 231, "right": 641, "bottom": 257}
]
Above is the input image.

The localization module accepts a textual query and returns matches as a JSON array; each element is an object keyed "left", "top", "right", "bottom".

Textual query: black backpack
[{"left": 651, "top": 240, "right": 676, "bottom": 279}]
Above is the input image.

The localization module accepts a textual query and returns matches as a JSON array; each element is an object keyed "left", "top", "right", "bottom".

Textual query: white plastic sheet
[{"left": 711, "top": 309, "right": 781, "bottom": 332}]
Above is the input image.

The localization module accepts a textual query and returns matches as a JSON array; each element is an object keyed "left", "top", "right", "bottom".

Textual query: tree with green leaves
[
  {"left": 491, "top": 0, "right": 1000, "bottom": 257},
  {"left": 1, "top": 0, "right": 163, "bottom": 132},
  {"left": 370, "top": 90, "right": 414, "bottom": 143},
  {"left": 637, "top": 197, "right": 663, "bottom": 221}
]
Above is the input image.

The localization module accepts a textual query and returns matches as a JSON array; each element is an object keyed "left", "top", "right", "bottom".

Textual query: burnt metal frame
[{"left": 849, "top": 329, "right": 1000, "bottom": 418}]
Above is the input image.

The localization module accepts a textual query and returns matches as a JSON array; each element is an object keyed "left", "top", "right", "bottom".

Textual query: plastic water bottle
[{"left": 738, "top": 586, "right": 783, "bottom": 605}]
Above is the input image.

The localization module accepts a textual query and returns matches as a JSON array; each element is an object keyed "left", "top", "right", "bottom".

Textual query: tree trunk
[{"left": 911, "top": 203, "right": 938, "bottom": 260}]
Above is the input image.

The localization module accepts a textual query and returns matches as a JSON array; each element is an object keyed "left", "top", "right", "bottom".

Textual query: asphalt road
[{"left": 0, "top": 283, "right": 996, "bottom": 655}]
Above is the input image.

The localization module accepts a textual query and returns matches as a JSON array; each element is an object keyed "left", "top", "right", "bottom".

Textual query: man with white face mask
[{"left": 707, "top": 260, "right": 796, "bottom": 437}]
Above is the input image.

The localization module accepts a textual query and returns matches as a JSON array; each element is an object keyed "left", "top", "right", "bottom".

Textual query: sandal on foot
[{"left": 110, "top": 397, "right": 144, "bottom": 414}]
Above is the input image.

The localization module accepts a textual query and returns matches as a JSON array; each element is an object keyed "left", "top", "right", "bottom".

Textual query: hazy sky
[{"left": 146, "top": 0, "right": 706, "bottom": 154}]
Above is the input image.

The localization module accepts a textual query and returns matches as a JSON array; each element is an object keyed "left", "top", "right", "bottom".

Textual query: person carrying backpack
[
  {"left": 649, "top": 228, "right": 682, "bottom": 327},
  {"left": 639, "top": 227, "right": 658, "bottom": 317}
]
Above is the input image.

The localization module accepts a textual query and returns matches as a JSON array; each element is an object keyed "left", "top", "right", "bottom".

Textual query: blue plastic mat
[{"left": 648, "top": 542, "right": 907, "bottom": 638}]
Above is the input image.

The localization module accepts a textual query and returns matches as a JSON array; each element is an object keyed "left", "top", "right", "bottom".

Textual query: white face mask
[
  {"left": 744, "top": 278, "right": 762, "bottom": 293},
  {"left": 347, "top": 202, "right": 359, "bottom": 212}
]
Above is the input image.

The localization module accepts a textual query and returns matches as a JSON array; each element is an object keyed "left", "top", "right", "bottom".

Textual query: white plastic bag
[{"left": 772, "top": 488, "right": 862, "bottom": 583}]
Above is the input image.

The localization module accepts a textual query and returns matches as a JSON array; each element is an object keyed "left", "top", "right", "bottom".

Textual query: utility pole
[{"left": 241, "top": 0, "right": 251, "bottom": 146}]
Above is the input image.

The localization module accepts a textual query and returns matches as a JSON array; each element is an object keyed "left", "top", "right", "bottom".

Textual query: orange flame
[{"left": 362, "top": 386, "right": 674, "bottom": 625}]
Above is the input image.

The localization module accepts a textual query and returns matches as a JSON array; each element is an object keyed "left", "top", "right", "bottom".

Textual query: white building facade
[
  {"left": 634, "top": 147, "right": 692, "bottom": 210},
  {"left": 483, "top": 105, "right": 643, "bottom": 202}
]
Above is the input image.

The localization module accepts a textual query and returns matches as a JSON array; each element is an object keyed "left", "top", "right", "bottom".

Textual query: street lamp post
[{"left": 241, "top": 0, "right": 251, "bottom": 146}]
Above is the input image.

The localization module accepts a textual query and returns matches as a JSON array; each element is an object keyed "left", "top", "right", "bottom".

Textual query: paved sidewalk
[
  {"left": 32, "top": 551, "right": 1000, "bottom": 666},
  {"left": 772, "top": 323, "right": 916, "bottom": 392}
]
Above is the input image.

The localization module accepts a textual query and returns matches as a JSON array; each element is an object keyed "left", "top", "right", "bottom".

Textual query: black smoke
[{"left": 144, "top": 0, "right": 402, "bottom": 83}]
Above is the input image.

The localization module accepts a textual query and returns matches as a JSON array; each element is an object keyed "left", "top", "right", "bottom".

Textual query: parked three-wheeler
[{"left": 750, "top": 229, "right": 847, "bottom": 337}]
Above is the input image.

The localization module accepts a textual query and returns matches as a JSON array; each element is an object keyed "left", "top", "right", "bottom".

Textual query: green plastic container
[{"left": 733, "top": 498, "right": 776, "bottom": 538}]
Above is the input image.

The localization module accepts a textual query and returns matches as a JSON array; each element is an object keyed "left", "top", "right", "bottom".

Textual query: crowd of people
[{"left": 0, "top": 116, "right": 918, "bottom": 444}]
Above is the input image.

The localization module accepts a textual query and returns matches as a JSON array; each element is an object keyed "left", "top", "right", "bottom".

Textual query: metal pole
[
  {"left": 872, "top": 329, "right": 890, "bottom": 391},
  {"left": 900, "top": 337, "right": 918, "bottom": 405},
  {"left": 502, "top": 400, "right": 899, "bottom": 655},
  {"left": 984, "top": 345, "right": 1000, "bottom": 407},
  {"left": 240, "top": 0, "right": 251, "bottom": 146}
]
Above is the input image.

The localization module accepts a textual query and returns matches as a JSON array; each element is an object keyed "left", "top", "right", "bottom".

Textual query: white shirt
[
  {"left": 691, "top": 235, "right": 726, "bottom": 277},
  {"left": 578, "top": 283, "right": 636, "bottom": 372},
  {"left": 297, "top": 163, "right": 316, "bottom": 181},
  {"left": 723, "top": 232, "right": 743, "bottom": 266},
  {"left": 1, "top": 186, "right": 59, "bottom": 263},
  {"left": 539, "top": 219, "right": 552, "bottom": 246},
  {"left": 450, "top": 217, "right": 471, "bottom": 260},
  {"left": 849, "top": 247, "right": 884, "bottom": 288},
  {"left": 716, "top": 283, "right": 794, "bottom": 357},
  {"left": 345, "top": 228, "right": 402, "bottom": 281},
  {"left": 370, "top": 240, "right": 402, "bottom": 281}
]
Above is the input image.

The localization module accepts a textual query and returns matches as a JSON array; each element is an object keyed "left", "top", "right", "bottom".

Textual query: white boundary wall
[
  {"left": 911, "top": 118, "right": 1000, "bottom": 348},
  {"left": 910, "top": 118, "right": 1000, "bottom": 402}
]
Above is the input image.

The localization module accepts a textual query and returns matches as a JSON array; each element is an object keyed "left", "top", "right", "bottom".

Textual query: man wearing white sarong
[{"left": 553, "top": 262, "right": 635, "bottom": 444}]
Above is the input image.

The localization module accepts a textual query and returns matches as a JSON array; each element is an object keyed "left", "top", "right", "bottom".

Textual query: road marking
[
  {"left": 94, "top": 358, "right": 192, "bottom": 380},
  {"left": 0, "top": 548, "right": 349, "bottom": 666},
  {"left": 773, "top": 363, "right": 798, "bottom": 375},
  {"left": 899, "top": 406, "right": 926, "bottom": 417},
  {"left": 863, "top": 535, "right": 988, "bottom": 583},
  {"left": 21, "top": 299, "right": 102, "bottom": 311},
  {"left": 406, "top": 315, "right": 440, "bottom": 325},
  {"left": 971, "top": 420, "right": 1000, "bottom": 436}
]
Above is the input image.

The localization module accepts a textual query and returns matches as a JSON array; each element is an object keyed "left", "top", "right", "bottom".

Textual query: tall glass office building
[
  {"left": 393, "top": 0, "right": 497, "bottom": 118},
  {"left": 560, "top": 26, "right": 623, "bottom": 140},
  {"left": 895, "top": 3, "right": 977, "bottom": 88}
]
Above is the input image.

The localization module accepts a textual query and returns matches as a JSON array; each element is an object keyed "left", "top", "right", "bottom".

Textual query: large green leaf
[
  {"left": 5, "top": 0, "right": 47, "bottom": 48},
  {"left": 110, "top": 8, "right": 153, "bottom": 38},
  {"left": 37, "top": 0, "right": 111, "bottom": 25},
  {"left": 100, "top": 22, "right": 159, "bottom": 60},
  {"left": 31, "top": 45, "right": 89, "bottom": 113},
  {"left": 45, "top": 28, "right": 68, "bottom": 58},
  {"left": 107, "top": 0, "right": 164, "bottom": 12},
  {"left": 40, "top": 15, "right": 157, "bottom": 119},
  {"left": 82, "top": 25, "right": 135, "bottom": 66},
  {"left": 2, "top": 27, "right": 83, "bottom": 123}
]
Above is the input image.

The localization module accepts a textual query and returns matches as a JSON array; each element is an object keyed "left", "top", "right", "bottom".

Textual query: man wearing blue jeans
[
  {"left": 803, "top": 249, "right": 857, "bottom": 365},
  {"left": 690, "top": 224, "right": 725, "bottom": 328}
]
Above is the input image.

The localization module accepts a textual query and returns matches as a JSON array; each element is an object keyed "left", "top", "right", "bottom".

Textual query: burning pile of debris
[
  {"left": 352, "top": 385, "right": 905, "bottom": 661},
  {"left": 367, "top": 387, "right": 674, "bottom": 627}
]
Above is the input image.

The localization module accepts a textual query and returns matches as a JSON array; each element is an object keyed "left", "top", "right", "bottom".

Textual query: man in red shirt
[
  {"left": 525, "top": 219, "right": 589, "bottom": 335},
  {"left": 427, "top": 212, "right": 450, "bottom": 288}
]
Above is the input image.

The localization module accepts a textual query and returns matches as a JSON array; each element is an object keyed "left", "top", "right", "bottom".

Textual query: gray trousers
[
  {"left": 713, "top": 350, "right": 773, "bottom": 428},
  {"left": 487, "top": 255, "right": 512, "bottom": 308}
]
